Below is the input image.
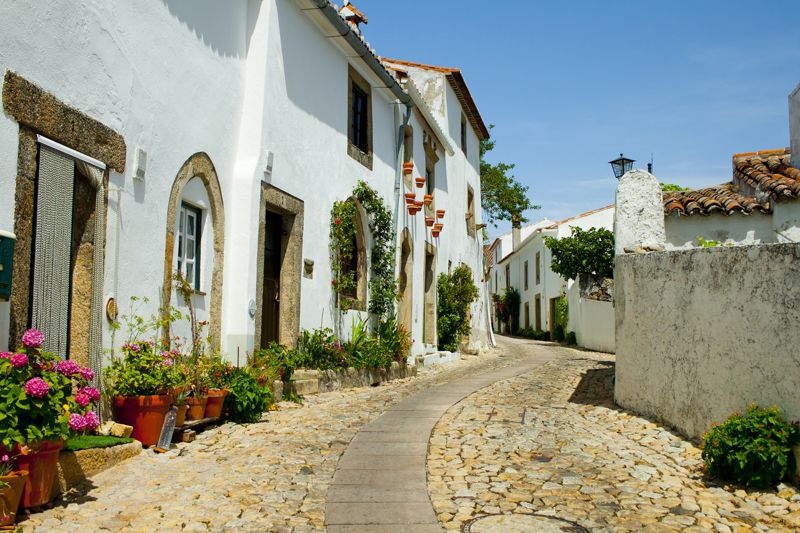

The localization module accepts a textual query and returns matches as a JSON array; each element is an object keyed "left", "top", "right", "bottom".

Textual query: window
[
  {"left": 524, "top": 302, "right": 530, "bottom": 329},
  {"left": 524, "top": 260, "right": 529, "bottom": 291},
  {"left": 460, "top": 114, "right": 468, "bottom": 155},
  {"left": 494, "top": 270, "right": 497, "bottom": 292},
  {"left": 505, "top": 265, "right": 510, "bottom": 289},
  {"left": 466, "top": 186, "right": 476, "bottom": 237},
  {"left": 347, "top": 67, "right": 372, "bottom": 168},
  {"left": 535, "top": 251, "right": 541, "bottom": 285},
  {"left": 178, "top": 203, "right": 202, "bottom": 290}
]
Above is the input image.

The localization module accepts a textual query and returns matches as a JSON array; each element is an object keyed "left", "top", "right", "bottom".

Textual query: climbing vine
[{"left": 329, "top": 181, "right": 396, "bottom": 320}]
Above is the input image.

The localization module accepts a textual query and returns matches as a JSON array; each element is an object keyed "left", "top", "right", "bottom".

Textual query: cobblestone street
[{"left": 19, "top": 336, "right": 800, "bottom": 532}]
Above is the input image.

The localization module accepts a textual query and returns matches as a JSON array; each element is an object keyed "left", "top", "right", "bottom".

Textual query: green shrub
[
  {"left": 702, "top": 405, "right": 800, "bottom": 488},
  {"left": 565, "top": 331, "right": 577, "bottom": 345},
  {"left": 437, "top": 266, "right": 479, "bottom": 351},
  {"left": 225, "top": 368, "right": 272, "bottom": 423},
  {"left": 553, "top": 324, "right": 565, "bottom": 342},
  {"left": 297, "top": 327, "right": 343, "bottom": 370},
  {"left": 376, "top": 315, "right": 411, "bottom": 362}
]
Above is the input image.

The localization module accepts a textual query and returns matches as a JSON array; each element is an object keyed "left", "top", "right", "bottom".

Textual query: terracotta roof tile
[
  {"left": 732, "top": 148, "right": 800, "bottom": 200},
  {"left": 663, "top": 183, "right": 770, "bottom": 216}
]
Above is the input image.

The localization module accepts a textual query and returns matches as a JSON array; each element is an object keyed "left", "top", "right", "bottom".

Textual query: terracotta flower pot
[
  {"left": 414, "top": 201, "right": 423, "bottom": 208},
  {"left": 402, "top": 162, "right": 414, "bottom": 175},
  {"left": 15, "top": 441, "right": 61, "bottom": 508},
  {"left": 174, "top": 404, "right": 189, "bottom": 427},
  {"left": 434, "top": 223, "right": 444, "bottom": 231},
  {"left": 113, "top": 395, "right": 172, "bottom": 446},
  {"left": 185, "top": 396, "right": 208, "bottom": 421},
  {"left": 415, "top": 177, "right": 425, "bottom": 188},
  {"left": 204, "top": 389, "right": 228, "bottom": 418},
  {"left": 0, "top": 470, "right": 28, "bottom": 524},
  {"left": 403, "top": 193, "right": 416, "bottom": 202},
  {"left": 423, "top": 194, "right": 433, "bottom": 206},
  {"left": 431, "top": 230, "right": 441, "bottom": 238},
  {"left": 425, "top": 217, "right": 435, "bottom": 227},
  {"left": 436, "top": 209, "right": 445, "bottom": 219}
]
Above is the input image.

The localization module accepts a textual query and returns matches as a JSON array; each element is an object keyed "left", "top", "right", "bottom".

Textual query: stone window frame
[
  {"left": 466, "top": 185, "right": 476, "bottom": 238},
  {"left": 161, "top": 153, "right": 225, "bottom": 348},
  {"left": 347, "top": 65, "right": 373, "bottom": 170},
  {"left": 1, "top": 71, "right": 126, "bottom": 350},
  {"left": 338, "top": 200, "right": 368, "bottom": 312}
]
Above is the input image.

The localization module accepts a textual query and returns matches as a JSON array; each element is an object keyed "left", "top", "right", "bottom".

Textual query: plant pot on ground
[
  {"left": 15, "top": 441, "right": 62, "bottom": 508},
  {"left": 185, "top": 395, "right": 208, "bottom": 421},
  {"left": 0, "top": 470, "right": 28, "bottom": 525},
  {"left": 204, "top": 389, "right": 228, "bottom": 418},
  {"left": 112, "top": 395, "right": 172, "bottom": 446},
  {"left": 174, "top": 404, "right": 189, "bottom": 427}
]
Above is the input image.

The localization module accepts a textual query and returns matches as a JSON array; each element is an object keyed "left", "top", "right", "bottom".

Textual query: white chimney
[
  {"left": 791, "top": 84, "right": 800, "bottom": 169},
  {"left": 511, "top": 218, "right": 521, "bottom": 252}
]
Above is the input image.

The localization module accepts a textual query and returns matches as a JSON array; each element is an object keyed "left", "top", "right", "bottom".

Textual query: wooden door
[{"left": 260, "top": 211, "right": 283, "bottom": 346}]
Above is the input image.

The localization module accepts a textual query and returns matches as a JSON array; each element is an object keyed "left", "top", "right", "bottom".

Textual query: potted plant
[
  {"left": 425, "top": 216, "right": 435, "bottom": 227},
  {"left": 436, "top": 209, "right": 446, "bottom": 219},
  {"left": 415, "top": 177, "right": 425, "bottom": 188},
  {"left": 402, "top": 161, "right": 413, "bottom": 175},
  {"left": 205, "top": 359, "right": 233, "bottom": 418},
  {"left": 423, "top": 194, "right": 433, "bottom": 206},
  {"left": 0, "top": 453, "right": 27, "bottom": 526},
  {"left": 106, "top": 340, "right": 180, "bottom": 446},
  {"left": 0, "top": 329, "right": 99, "bottom": 508}
]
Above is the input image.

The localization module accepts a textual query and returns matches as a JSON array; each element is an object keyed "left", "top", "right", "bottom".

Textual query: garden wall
[
  {"left": 567, "top": 275, "right": 615, "bottom": 353},
  {"left": 277, "top": 362, "right": 417, "bottom": 398},
  {"left": 614, "top": 243, "right": 800, "bottom": 438}
]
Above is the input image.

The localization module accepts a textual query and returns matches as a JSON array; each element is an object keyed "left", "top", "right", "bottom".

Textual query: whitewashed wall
[
  {"left": 566, "top": 282, "right": 614, "bottom": 353},
  {"left": 664, "top": 212, "right": 774, "bottom": 250},
  {"left": 615, "top": 243, "right": 800, "bottom": 438}
]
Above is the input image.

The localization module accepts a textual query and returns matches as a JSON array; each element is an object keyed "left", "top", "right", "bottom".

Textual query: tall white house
[
  {"left": 488, "top": 206, "right": 615, "bottom": 353},
  {"left": 0, "top": 1, "right": 491, "bottom": 374}
]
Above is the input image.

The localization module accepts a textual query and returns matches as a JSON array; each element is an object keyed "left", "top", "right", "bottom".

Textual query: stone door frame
[{"left": 254, "top": 184, "right": 304, "bottom": 349}]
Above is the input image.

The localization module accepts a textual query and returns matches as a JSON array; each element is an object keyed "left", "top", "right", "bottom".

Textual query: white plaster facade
[
  {"left": 0, "top": 1, "right": 490, "bottom": 360},
  {"left": 488, "top": 206, "right": 614, "bottom": 352}
]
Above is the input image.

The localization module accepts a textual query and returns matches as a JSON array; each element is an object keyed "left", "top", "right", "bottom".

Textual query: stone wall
[
  {"left": 615, "top": 243, "right": 800, "bottom": 438},
  {"left": 278, "top": 362, "right": 417, "bottom": 398}
]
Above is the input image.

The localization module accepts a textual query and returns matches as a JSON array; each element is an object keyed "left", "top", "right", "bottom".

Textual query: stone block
[
  {"left": 290, "top": 378, "right": 319, "bottom": 396},
  {"left": 97, "top": 421, "right": 133, "bottom": 438},
  {"left": 55, "top": 441, "right": 142, "bottom": 496}
]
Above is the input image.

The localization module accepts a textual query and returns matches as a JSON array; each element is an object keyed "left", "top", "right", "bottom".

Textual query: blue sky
[{"left": 360, "top": 0, "right": 800, "bottom": 239}]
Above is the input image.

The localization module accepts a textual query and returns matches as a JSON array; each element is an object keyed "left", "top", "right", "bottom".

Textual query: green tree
[
  {"left": 437, "top": 265, "right": 479, "bottom": 351},
  {"left": 660, "top": 182, "right": 689, "bottom": 192},
  {"left": 480, "top": 125, "right": 539, "bottom": 227},
  {"left": 544, "top": 226, "right": 614, "bottom": 281}
]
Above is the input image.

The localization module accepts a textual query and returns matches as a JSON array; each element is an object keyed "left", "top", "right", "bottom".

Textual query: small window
[
  {"left": 494, "top": 270, "right": 497, "bottom": 292},
  {"left": 460, "top": 114, "right": 468, "bottom": 155},
  {"left": 466, "top": 186, "right": 476, "bottom": 238},
  {"left": 347, "top": 67, "right": 372, "bottom": 168},
  {"left": 505, "top": 265, "right": 510, "bottom": 289},
  {"left": 524, "top": 261, "right": 529, "bottom": 291},
  {"left": 177, "top": 203, "right": 202, "bottom": 290},
  {"left": 535, "top": 251, "right": 541, "bottom": 285}
]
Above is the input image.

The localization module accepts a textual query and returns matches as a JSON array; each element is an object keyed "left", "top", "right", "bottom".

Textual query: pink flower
[
  {"left": 74, "top": 393, "right": 90, "bottom": 407},
  {"left": 1, "top": 455, "right": 8, "bottom": 463},
  {"left": 68, "top": 413, "right": 87, "bottom": 431},
  {"left": 56, "top": 360, "right": 81, "bottom": 377},
  {"left": 0, "top": 352, "right": 11, "bottom": 359},
  {"left": 129, "top": 343, "right": 141, "bottom": 353},
  {"left": 9, "top": 353, "right": 28, "bottom": 368},
  {"left": 24, "top": 377, "right": 49, "bottom": 398},
  {"left": 79, "top": 387, "right": 101, "bottom": 402},
  {"left": 160, "top": 357, "right": 174, "bottom": 367},
  {"left": 21, "top": 328, "right": 45, "bottom": 348},
  {"left": 79, "top": 367, "right": 95, "bottom": 382},
  {"left": 84, "top": 411, "right": 100, "bottom": 430}
]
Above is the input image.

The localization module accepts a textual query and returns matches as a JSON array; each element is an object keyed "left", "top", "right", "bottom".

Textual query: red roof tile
[
  {"left": 663, "top": 183, "right": 770, "bottom": 216},
  {"left": 733, "top": 148, "right": 800, "bottom": 200}
]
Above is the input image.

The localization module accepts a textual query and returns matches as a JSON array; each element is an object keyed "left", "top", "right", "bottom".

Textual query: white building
[
  {"left": 488, "top": 206, "right": 615, "bottom": 353},
  {"left": 0, "top": 1, "right": 491, "bottom": 375},
  {"left": 662, "top": 85, "right": 800, "bottom": 249}
]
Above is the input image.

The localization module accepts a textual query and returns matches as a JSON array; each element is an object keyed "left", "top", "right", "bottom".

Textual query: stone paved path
[
  {"left": 18, "top": 342, "right": 528, "bottom": 533},
  {"left": 428, "top": 337, "right": 800, "bottom": 532},
  {"left": 325, "top": 340, "right": 555, "bottom": 532}
]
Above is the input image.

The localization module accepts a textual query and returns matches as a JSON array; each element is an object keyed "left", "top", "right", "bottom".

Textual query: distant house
[
  {"left": 488, "top": 206, "right": 615, "bottom": 352},
  {"left": 663, "top": 80, "right": 800, "bottom": 251}
]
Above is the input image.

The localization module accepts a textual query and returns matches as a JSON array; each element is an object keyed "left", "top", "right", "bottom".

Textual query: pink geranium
[
  {"left": 9, "top": 353, "right": 28, "bottom": 368},
  {"left": 56, "top": 359, "right": 81, "bottom": 377},
  {"left": 79, "top": 367, "right": 95, "bottom": 382},
  {"left": 68, "top": 413, "right": 87, "bottom": 431},
  {"left": 24, "top": 377, "right": 49, "bottom": 398},
  {"left": 84, "top": 411, "right": 100, "bottom": 430},
  {"left": 79, "top": 387, "right": 101, "bottom": 402},
  {"left": 0, "top": 352, "right": 11, "bottom": 359},
  {"left": 74, "top": 393, "right": 90, "bottom": 407},
  {"left": 21, "top": 328, "right": 45, "bottom": 348}
]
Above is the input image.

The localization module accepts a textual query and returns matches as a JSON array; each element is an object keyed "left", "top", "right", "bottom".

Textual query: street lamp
[{"left": 609, "top": 153, "right": 635, "bottom": 179}]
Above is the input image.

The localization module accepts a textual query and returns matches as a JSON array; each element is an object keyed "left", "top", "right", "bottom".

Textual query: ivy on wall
[{"left": 329, "top": 181, "right": 396, "bottom": 320}]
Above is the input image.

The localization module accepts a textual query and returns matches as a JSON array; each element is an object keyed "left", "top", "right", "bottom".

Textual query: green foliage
[
  {"left": 329, "top": 181, "right": 397, "bottom": 320},
  {"left": 660, "top": 183, "right": 690, "bottom": 192},
  {"left": 224, "top": 368, "right": 272, "bottom": 423},
  {"left": 376, "top": 315, "right": 411, "bottom": 362},
  {"left": 553, "top": 325, "right": 565, "bottom": 342},
  {"left": 480, "top": 125, "right": 539, "bottom": 226},
  {"left": 250, "top": 342, "right": 301, "bottom": 384},
  {"left": 65, "top": 435, "right": 133, "bottom": 452},
  {"left": 105, "top": 341, "right": 183, "bottom": 397},
  {"left": 695, "top": 236, "right": 733, "bottom": 248},
  {"left": 207, "top": 359, "right": 236, "bottom": 390},
  {"left": 0, "top": 332, "right": 98, "bottom": 448},
  {"left": 545, "top": 226, "right": 614, "bottom": 281},
  {"left": 516, "top": 328, "right": 551, "bottom": 341},
  {"left": 702, "top": 405, "right": 800, "bottom": 488},
  {"left": 437, "top": 265, "right": 479, "bottom": 351},
  {"left": 555, "top": 295, "right": 569, "bottom": 329},
  {"left": 296, "top": 328, "right": 345, "bottom": 370},
  {"left": 565, "top": 331, "right": 577, "bottom": 345}
]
